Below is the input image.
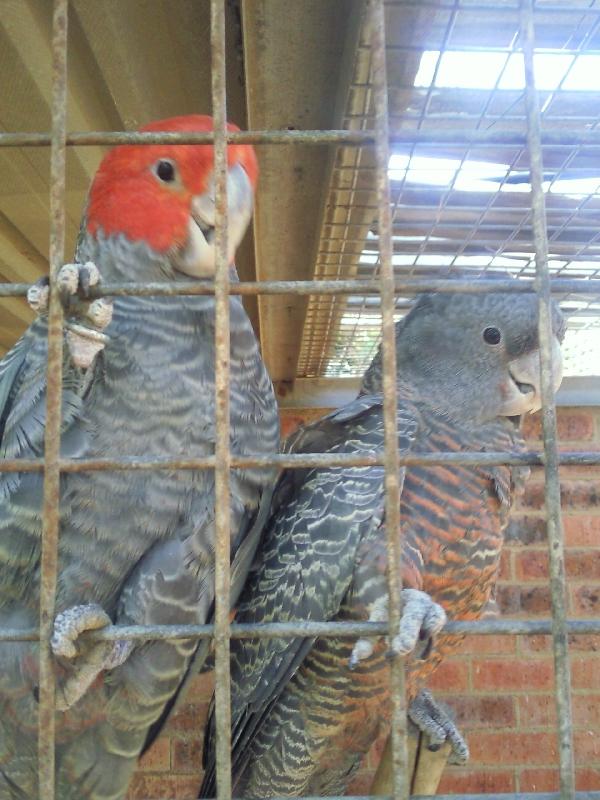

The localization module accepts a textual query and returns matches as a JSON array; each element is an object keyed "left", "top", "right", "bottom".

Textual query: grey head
[{"left": 360, "top": 290, "right": 566, "bottom": 425}]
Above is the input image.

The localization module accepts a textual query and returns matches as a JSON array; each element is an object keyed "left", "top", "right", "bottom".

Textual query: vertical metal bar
[
  {"left": 38, "top": 0, "right": 68, "bottom": 796},
  {"left": 211, "top": 1, "right": 233, "bottom": 799},
  {"left": 370, "top": 2, "right": 409, "bottom": 799},
  {"left": 520, "top": 2, "right": 575, "bottom": 798}
]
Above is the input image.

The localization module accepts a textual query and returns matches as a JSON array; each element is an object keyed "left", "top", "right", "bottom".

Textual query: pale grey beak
[
  {"left": 174, "top": 162, "right": 254, "bottom": 278},
  {"left": 500, "top": 335, "right": 563, "bottom": 416}
]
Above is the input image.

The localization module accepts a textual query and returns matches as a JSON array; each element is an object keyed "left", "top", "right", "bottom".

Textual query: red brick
[
  {"left": 497, "top": 584, "right": 551, "bottom": 615},
  {"left": 457, "top": 634, "right": 516, "bottom": 656},
  {"left": 523, "top": 482, "right": 600, "bottom": 511},
  {"left": 184, "top": 671, "right": 215, "bottom": 701},
  {"left": 565, "top": 516, "right": 600, "bottom": 547},
  {"left": 438, "top": 768, "right": 515, "bottom": 794},
  {"left": 126, "top": 774, "right": 200, "bottom": 800},
  {"left": 522, "top": 410, "right": 595, "bottom": 442},
  {"left": 572, "top": 658, "right": 600, "bottom": 690},
  {"left": 520, "top": 767, "right": 600, "bottom": 792},
  {"left": 443, "top": 695, "right": 516, "bottom": 728},
  {"left": 570, "top": 634, "right": 600, "bottom": 652},
  {"left": 472, "top": 658, "right": 553, "bottom": 691},
  {"left": 469, "top": 731, "right": 558, "bottom": 765},
  {"left": 575, "top": 730, "right": 600, "bottom": 764},
  {"left": 515, "top": 549, "right": 548, "bottom": 580},
  {"left": 505, "top": 515, "right": 547, "bottom": 545},
  {"left": 519, "top": 767, "right": 559, "bottom": 792},
  {"left": 566, "top": 550, "right": 600, "bottom": 580},
  {"left": 519, "top": 634, "right": 550, "bottom": 654},
  {"left": 572, "top": 585, "right": 600, "bottom": 615},
  {"left": 165, "top": 701, "right": 210, "bottom": 734},
  {"left": 516, "top": 694, "right": 600, "bottom": 728},
  {"left": 520, "top": 634, "right": 600, "bottom": 654},
  {"left": 172, "top": 738, "right": 203, "bottom": 773},
  {"left": 137, "top": 736, "right": 170, "bottom": 771},
  {"left": 427, "top": 659, "right": 470, "bottom": 691},
  {"left": 498, "top": 548, "right": 512, "bottom": 580},
  {"left": 577, "top": 768, "right": 600, "bottom": 790}
]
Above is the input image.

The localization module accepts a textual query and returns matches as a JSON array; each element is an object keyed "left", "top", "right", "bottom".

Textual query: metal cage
[{"left": 0, "top": 1, "right": 599, "bottom": 799}]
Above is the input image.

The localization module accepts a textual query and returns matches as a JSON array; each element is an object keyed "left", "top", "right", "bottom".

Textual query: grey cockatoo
[
  {"left": 0, "top": 115, "right": 280, "bottom": 799},
  {"left": 200, "top": 289, "right": 565, "bottom": 798}
]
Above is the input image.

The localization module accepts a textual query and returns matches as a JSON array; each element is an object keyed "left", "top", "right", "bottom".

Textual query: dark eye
[
  {"left": 154, "top": 159, "right": 176, "bottom": 183},
  {"left": 483, "top": 326, "right": 502, "bottom": 345}
]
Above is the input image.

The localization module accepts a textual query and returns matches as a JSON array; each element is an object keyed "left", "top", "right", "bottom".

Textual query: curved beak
[
  {"left": 500, "top": 335, "right": 563, "bottom": 416},
  {"left": 174, "top": 162, "right": 254, "bottom": 278}
]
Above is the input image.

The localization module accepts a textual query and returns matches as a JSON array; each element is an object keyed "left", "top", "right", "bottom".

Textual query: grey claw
[{"left": 408, "top": 689, "right": 469, "bottom": 766}]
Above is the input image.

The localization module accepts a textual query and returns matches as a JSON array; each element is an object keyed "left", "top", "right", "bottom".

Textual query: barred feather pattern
[
  {"left": 200, "top": 398, "right": 527, "bottom": 799},
  {"left": 0, "top": 233, "right": 280, "bottom": 800}
]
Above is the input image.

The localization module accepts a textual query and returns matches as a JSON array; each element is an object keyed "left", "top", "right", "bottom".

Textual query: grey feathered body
[{"left": 0, "top": 234, "right": 279, "bottom": 799}]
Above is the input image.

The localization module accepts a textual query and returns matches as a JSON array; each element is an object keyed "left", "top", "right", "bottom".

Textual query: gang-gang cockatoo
[
  {"left": 200, "top": 288, "right": 564, "bottom": 798},
  {"left": 0, "top": 115, "right": 280, "bottom": 799}
]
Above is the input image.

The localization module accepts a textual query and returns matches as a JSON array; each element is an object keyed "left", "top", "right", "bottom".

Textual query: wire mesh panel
[{"left": 0, "top": 1, "right": 598, "bottom": 800}]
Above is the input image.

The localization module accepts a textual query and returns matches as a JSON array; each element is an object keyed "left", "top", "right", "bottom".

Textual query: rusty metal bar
[
  {"left": 5, "top": 129, "right": 600, "bottom": 148},
  {"left": 38, "top": 0, "right": 68, "bottom": 797},
  {"left": 238, "top": 794, "right": 600, "bottom": 800},
  {"left": 370, "top": 3, "right": 409, "bottom": 800},
  {"left": 388, "top": 0, "right": 600, "bottom": 12},
  {"left": 210, "top": 2, "right": 233, "bottom": 799},
  {"left": 2, "top": 616, "right": 600, "bottom": 644},
  {"left": 521, "top": 3, "right": 575, "bottom": 798},
  {"left": 3, "top": 277, "right": 600, "bottom": 298},
  {"left": 1, "top": 449, "right": 599, "bottom": 475}
]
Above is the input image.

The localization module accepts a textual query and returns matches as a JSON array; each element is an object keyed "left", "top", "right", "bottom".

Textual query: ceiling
[{"left": 0, "top": 0, "right": 599, "bottom": 393}]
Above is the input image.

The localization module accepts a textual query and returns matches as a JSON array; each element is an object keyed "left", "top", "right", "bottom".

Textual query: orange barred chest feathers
[{"left": 400, "top": 413, "right": 525, "bottom": 621}]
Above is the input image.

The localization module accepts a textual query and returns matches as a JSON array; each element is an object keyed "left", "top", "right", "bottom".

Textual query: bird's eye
[
  {"left": 154, "top": 160, "right": 176, "bottom": 183},
  {"left": 483, "top": 326, "right": 502, "bottom": 345}
]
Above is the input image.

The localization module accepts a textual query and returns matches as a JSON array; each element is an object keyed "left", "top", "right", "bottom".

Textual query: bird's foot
[
  {"left": 27, "top": 263, "right": 112, "bottom": 369},
  {"left": 52, "top": 603, "right": 133, "bottom": 711},
  {"left": 349, "top": 588, "right": 446, "bottom": 668},
  {"left": 409, "top": 688, "right": 469, "bottom": 765}
]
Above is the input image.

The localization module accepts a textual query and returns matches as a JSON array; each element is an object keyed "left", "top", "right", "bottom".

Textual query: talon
[
  {"left": 389, "top": 588, "right": 446, "bottom": 657},
  {"left": 85, "top": 298, "right": 113, "bottom": 331},
  {"left": 348, "top": 638, "right": 374, "bottom": 669},
  {"left": 27, "top": 278, "right": 50, "bottom": 313},
  {"left": 52, "top": 603, "right": 112, "bottom": 659},
  {"left": 409, "top": 689, "right": 469, "bottom": 766},
  {"left": 51, "top": 604, "right": 133, "bottom": 710},
  {"left": 57, "top": 263, "right": 80, "bottom": 303}
]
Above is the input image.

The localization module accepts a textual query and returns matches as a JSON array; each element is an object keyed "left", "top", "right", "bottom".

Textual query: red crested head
[{"left": 85, "top": 115, "right": 258, "bottom": 275}]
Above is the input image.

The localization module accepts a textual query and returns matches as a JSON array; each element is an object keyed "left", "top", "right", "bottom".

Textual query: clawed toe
[{"left": 409, "top": 689, "right": 469, "bottom": 765}]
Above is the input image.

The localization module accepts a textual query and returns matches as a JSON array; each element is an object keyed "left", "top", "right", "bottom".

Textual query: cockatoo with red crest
[{"left": 0, "top": 115, "right": 279, "bottom": 799}]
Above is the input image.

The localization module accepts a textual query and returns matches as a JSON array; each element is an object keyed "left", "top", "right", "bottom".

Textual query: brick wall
[{"left": 126, "top": 407, "right": 600, "bottom": 798}]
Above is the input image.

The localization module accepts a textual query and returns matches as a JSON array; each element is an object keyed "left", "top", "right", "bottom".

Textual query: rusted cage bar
[
  {"left": 370, "top": 2, "right": 410, "bottom": 799},
  {"left": 5, "top": 128, "right": 600, "bottom": 148},
  {"left": 37, "top": 1, "right": 68, "bottom": 797},
  {"left": 2, "top": 448, "right": 600, "bottom": 478},
  {"left": 4, "top": 616, "right": 600, "bottom": 645},
  {"left": 210, "top": 0, "right": 235, "bottom": 797},
  {"left": 521, "top": 2, "right": 575, "bottom": 797},
  {"left": 2, "top": 276, "right": 600, "bottom": 298}
]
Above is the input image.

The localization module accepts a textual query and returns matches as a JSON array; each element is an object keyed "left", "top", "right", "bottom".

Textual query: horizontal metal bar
[
  {"left": 232, "top": 794, "right": 600, "bottom": 800},
  {"left": 3, "top": 278, "right": 600, "bottom": 299},
  {"left": 2, "top": 617, "right": 599, "bottom": 644},
  {"left": 388, "top": 0, "right": 600, "bottom": 13},
  {"left": 0, "top": 449, "right": 599, "bottom": 475},
  {"left": 3, "top": 129, "right": 600, "bottom": 148}
]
